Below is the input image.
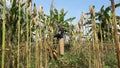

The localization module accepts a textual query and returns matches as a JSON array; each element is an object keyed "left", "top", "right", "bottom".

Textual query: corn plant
[
  {"left": 26, "top": 7, "right": 29, "bottom": 68},
  {"left": 17, "top": 1, "right": 21, "bottom": 68},
  {"left": 2, "top": 0, "right": 120, "bottom": 68},
  {"left": 90, "top": 6, "right": 101, "bottom": 68},
  {"left": 110, "top": 0, "right": 120, "bottom": 67},
  {"left": 1, "top": 0, "right": 6, "bottom": 68},
  {"left": 29, "top": 1, "right": 32, "bottom": 68}
]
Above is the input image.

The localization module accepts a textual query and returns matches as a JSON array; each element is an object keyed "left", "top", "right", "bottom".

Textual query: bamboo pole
[
  {"left": 110, "top": 0, "right": 120, "bottom": 68},
  {"left": 1, "top": 0, "right": 6, "bottom": 68}
]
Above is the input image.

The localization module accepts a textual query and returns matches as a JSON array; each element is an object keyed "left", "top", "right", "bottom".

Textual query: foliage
[{"left": 83, "top": 3, "right": 120, "bottom": 41}]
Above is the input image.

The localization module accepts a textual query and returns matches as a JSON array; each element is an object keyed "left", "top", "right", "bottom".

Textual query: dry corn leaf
[
  {"left": 90, "top": 6, "right": 95, "bottom": 17},
  {"left": 26, "top": 0, "right": 31, "bottom": 7},
  {"left": 53, "top": 51, "right": 57, "bottom": 60},
  {"left": 78, "top": 20, "right": 83, "bottom": 29},
  {"left": 39, "top": 6, "right": 45, "bottom": 19},
  {"left": 33, "top": 3, "right": 37, "bottom": 17},
  {"left": 33, "top": 18, "right": 38, "bottom": 26}
]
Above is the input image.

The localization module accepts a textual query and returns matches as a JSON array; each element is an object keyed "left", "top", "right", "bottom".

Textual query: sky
[
  {"left": 12, "top": 0, "right": 120, "bottom": 25},
  {"left": 6, "top": 0, "right": 120, "bottom": 24},
  {"left": 32, "top": 0, "right": 120, "bottom": 24}
]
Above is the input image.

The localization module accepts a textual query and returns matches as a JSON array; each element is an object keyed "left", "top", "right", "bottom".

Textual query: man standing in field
[{"left": 54, "top": 24, "right": 65, "bottom": 56}]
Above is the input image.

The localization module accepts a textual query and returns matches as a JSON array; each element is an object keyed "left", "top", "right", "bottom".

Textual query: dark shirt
[{"left": 54, "top": 26, "right": 64, "bottom": 39}]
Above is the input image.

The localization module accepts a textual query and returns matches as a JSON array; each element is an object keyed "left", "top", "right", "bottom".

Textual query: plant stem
[
  {"left": 29, "top": 2, "right": 32, "bottom": 68},
  {"left": 110, "top": 0, "right": 120, "bottom": 68},
  {"left": 1, "top": 0, "right": 6, "bottom": 68},
  {"left": 90, "top": 6, "right": 101, "bottom": 68},
  {"left": 17, "top": 1, "right": 21, "bottom": 68},
  {"left": 26, "top": 8, "right": 29, "bottom": 68}
]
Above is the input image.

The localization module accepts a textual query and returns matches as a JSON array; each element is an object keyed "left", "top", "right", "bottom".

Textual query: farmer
[{"left": 54, "top": 24, "right": 65, "bottom": 56}]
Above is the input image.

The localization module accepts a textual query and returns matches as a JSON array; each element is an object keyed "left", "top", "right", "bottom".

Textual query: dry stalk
[
  {"left": 26, "top": 8, "right": 29, "bottom": 68},
  {"left": 29, "top": 2, "right": 32, "bottom": 68},
  {"left": 1, "top": 0, "right": 6, "bottom": 68},
  {"left": 110, "top": 0, "right": 120, "bottom": 67},
  {"left": 90, "top": 6, "right": 101, "bottom": 68},
  {"left": 17, "top": 1, "right": 21, "bottom": 68}
]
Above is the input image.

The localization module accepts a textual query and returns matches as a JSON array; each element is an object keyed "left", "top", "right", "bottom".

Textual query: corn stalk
[
  {"left": 100, "top": 20, "right": 104, "bottom": 68},
  {"left": 26, "top": 8, "right": 29, "bottom": 68},
  {"left": 39, "top": 16, "right": 43, "bottom": 68},
  {"left": 29, "top": 2, "right": 32, "bottom": 68},
  {"left": 17, "top": 1, "right": 21, "bottom": 68},
  {"left": 35, "top": 27, "right": 39, "bottom": 68},
  {"left": 90, "top": 6, "right": 101, "bottom": 68},
  {"left": 110, "top": 0, "right": 120, "bottom": 68},
  {"left": 44, "top": 19, "right": 48, "bottom": 68},
  {"left": 1, "top": 0, "right": 6, "bottom": 68}
]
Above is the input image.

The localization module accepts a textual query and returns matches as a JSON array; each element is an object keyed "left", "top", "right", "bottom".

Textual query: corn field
[{"left": 0, "top": 0, "right": 120, "bottom": 68}]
